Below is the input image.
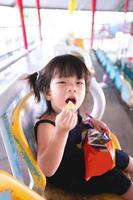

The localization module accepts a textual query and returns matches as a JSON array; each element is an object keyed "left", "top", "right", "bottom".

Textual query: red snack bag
[{"left": 83, "top": 129, "right": 115, "bottom": 181}]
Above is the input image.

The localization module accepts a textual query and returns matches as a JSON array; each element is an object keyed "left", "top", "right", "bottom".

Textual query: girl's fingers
[
  {"left": 62, "top": 111, "right": 77, "bottom": 129},
  {"left": 56, "top": 105, "right": 78, "bottom": 131},
  {"left": 102, "top": 127, "right": 110, "bottom": 134},
  {"left": 90, "top": 119, "right": 110, "bottom": 133}
]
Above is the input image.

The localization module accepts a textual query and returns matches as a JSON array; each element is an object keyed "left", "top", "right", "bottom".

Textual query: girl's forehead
[
  {"left": 51, "top": 75, "right": 85, "bottom": 82},
  {"left": 53, "top": 65, "right": 85, "bottom": 76},
  {"left": 52, "top": 74, "right": 84, "bottom": 79}
]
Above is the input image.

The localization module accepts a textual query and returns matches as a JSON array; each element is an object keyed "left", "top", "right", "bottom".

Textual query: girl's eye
[
  {"left": 57, "top": 81, "right": 66, "bottom": 84},
  {"left": 77, "top": 81, "right": 84, "bottom": 85}
]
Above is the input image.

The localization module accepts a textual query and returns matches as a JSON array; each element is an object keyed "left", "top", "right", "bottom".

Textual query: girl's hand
[
  {"left": 55, "top": 107, "right": 77, "bottom": 133},
  {"left": 89, "top": 118, "right": 110, "bottom": 133}
]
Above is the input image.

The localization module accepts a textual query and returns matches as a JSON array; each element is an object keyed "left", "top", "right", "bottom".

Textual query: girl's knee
[{"left": 125, "top": 156, "right": 133, "bottom": 173}]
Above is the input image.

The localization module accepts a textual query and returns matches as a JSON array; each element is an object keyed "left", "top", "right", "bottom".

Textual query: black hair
[{"left": 27, "top": 54, "right": 91, "bottom": 114}]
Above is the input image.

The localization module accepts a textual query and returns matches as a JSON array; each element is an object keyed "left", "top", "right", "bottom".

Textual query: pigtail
[{"left": 28, "top": 72, "right": 43, "bottom": 102}]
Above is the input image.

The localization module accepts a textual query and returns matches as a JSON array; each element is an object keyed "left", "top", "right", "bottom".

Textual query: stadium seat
[{"left": 121, "top": 78, "right": 133, "bottom": 107}]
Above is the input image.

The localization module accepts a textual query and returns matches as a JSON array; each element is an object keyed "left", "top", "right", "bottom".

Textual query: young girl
[{"left": 28, "top": 54, "right": 133, "bottom": 199}]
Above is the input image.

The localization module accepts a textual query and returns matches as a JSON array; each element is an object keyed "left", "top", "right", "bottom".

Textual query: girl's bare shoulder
[{"left": 37, "top": 114, "right": 56, "bottom": 149}]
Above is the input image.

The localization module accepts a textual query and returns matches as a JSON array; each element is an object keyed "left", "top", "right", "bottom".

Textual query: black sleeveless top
[{"left": 34, "top": 115, "right": 91, "bottom": 189}]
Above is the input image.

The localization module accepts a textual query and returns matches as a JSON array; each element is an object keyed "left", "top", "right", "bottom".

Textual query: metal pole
[
  {"left": 90, "top": 0, "right": 96, "bottom": 48},
  {"left": 122, "top": 0, "right": 129, "bottom": 33},
  {"left": 16, "top": 0, "right": 28, "bottom": 49},
  {"left": 36, "top": 0, "right": 42, "bottom": 41}
]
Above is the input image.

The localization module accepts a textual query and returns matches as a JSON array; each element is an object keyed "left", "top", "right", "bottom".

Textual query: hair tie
[{"left": 36, "top": 72, "right": 40, "bottom": 80}]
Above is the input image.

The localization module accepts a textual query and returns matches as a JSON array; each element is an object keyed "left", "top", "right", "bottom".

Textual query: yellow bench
[{"left": 10, "top": 92, "right": 123, "bottom": 200}]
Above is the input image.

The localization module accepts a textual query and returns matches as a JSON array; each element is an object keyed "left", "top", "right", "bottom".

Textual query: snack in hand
[{"left": 66, "top": 101, "right": 74, "bottom": 110}]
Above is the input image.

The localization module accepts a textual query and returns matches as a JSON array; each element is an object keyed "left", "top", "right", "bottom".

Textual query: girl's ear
[
  {"left": 45, "top": 90, "right": 51, "bottom": 100},
  {"left": 46, "top": 95, "right": 51, "bottom": 100}
]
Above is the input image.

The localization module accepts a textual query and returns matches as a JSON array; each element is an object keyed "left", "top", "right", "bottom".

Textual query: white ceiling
[{"left": 0, "top": 0, "right": 133, "bottom": 12}]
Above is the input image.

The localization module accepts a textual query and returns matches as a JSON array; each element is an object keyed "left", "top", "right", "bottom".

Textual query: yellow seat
[
  {"left": 10, "top": 93, "right": 46, "bottom": 196},
  {"left": 0, "top": 170, "right": 46, "bottom": 200},
  {"left": 10, "top": 92, "right": 124, "bottom": 200}
]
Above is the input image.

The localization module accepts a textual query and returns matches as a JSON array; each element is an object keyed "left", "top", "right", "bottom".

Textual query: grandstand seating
[{"left": 95, "top": 49, "right": 133, "bottom": 107}]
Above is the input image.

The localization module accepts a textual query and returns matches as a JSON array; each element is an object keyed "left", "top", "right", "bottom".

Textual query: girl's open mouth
[{"left": 65, "top": 97, "right": 76, "bottom": 104}]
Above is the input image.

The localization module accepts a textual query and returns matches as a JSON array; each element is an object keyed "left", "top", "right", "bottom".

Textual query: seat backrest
[{"left": 10, "top": 93, "right": 47, "bottom": 195}]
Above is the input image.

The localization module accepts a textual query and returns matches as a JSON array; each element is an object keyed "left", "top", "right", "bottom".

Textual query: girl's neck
[{"left": 41, "top": 112, "right": 56, "bottom": 122}]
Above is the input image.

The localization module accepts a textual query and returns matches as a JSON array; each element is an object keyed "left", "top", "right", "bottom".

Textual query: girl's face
[{"left": 46, "top": 75, "right": 86, "bottom": 113}]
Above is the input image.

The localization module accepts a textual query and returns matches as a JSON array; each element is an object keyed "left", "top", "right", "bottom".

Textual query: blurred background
[{"left": 0, "top": 0, "right": 133, "bottom": 187}]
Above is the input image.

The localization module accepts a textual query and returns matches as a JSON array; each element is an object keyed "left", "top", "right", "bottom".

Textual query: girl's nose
[{"left": 67, "top": 83, "right": 77, "bottom": 92}]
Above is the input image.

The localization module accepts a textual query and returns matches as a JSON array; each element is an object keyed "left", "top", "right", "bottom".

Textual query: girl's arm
[
  {"left": 85, "top": 115, "right": 110, "bottom": 133},
  {"left": 37, "top": 107, "right": 77, "bottom": 177}
]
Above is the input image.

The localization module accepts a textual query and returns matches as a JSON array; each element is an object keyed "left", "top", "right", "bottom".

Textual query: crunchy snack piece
[{"left": 66, "top": 101, "right": 74, "bottom": 110}]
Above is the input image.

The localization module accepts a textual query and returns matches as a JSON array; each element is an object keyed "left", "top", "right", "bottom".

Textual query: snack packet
[
  {"left": 87, "top": 129, "right": 110, "bottom": 149},
  {"left": 83, "top": 129, "right": 115, "bottom": 181}
]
